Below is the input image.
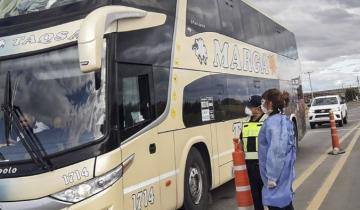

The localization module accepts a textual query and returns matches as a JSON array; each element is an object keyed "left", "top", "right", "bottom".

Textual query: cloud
[
  {"left": 313, "top": 7, "right": 360, "bottom": 23},
  {"left": 251, "top": 0, "right": 360, "bottom": 91},
  {"left": 328, "top": 0, "right": 360, "bottom": 8}
]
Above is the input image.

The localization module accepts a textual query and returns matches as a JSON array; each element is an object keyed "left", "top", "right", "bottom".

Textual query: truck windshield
[
  {"left": 0, "top": 0, "right": 85, "bottom": 20},
  {"left": 312, "top": 97, "right": 338, "bottom": 106},
  {"left": 0, "top": 46, "right": 106, "bottom": 162}
]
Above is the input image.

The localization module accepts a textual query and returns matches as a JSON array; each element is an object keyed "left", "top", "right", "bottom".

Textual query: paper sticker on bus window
[
  {"left": 202, "top": 109, "right": 210, "bottom": 121},
  {"left": 131, "top": 112, "right": 144, "bottom": 123},
  {"left": 201, "top": 101, "right": 209, "bottom": 108},
  {"left": 201, "top": 97, "right": 215, "bottom": 122}
]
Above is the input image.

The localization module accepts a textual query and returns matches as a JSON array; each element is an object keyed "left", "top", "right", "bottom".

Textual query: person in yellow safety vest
[{"left": 240, "top": 95, "right": 267, "bottom": 210}]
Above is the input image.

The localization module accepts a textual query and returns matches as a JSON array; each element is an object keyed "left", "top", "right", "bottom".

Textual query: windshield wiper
[
  {"left": 1, "top": 72, "right": 52, "bottom": 170},
  {"left": 4, "top": 72, "right": 11, "bottom": 146}
]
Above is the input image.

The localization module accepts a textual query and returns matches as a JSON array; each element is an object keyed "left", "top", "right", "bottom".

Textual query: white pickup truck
[{"left": 308, "top": 95, "right": 348, "bottom": 129}]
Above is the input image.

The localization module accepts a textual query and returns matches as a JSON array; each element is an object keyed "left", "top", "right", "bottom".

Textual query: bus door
[
  {"left": 212, "top": 75, "right": 235, "bottom": 183},
  {"left": 117, "top": 63, "right": 161, "bottom": 210},
  {"left": 215, "top": 120, "right": 236, "bottom": 183}
]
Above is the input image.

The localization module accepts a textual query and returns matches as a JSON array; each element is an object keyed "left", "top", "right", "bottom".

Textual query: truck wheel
[
  {"left": 343, "top": 113, "right": 348, "bottom": 124},
  {"left": 182, "top": 148, "right": 209, "bottom": 210},
  {"left": 310, "top": 123, "right": 315, "bottom": 129},
  {"left": 338, "top": 116, "right": 344, "bottom": 127}
]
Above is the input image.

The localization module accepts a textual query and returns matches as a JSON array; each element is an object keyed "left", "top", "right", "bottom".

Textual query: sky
[{"left": 250, "top": 0, "right": 360, "bottom": 92}]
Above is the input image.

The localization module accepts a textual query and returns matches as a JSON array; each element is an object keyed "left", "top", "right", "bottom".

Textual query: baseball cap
[{"left": 244, "top": 95, "right": 262, "bottom": 108}]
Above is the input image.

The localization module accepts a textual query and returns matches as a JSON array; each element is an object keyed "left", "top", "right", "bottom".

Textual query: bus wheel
[{"left": 183, "top": 148, "right": 209, "bottom": 210}]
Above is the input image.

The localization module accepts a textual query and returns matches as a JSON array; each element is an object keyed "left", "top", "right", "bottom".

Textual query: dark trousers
[
  {"left": 268, "top": 203, "right": 294, "bottom": 210},
  {"left": 245, "top": 159, "right": 264, "bottom": 210}
]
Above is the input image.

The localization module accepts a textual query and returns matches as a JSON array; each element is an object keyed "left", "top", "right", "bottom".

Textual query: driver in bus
[
  {"left": 19, "top": 113, "right": 49, "bottom": 134},
  {"left": 12, "top": 113, "right": 49, "bottom": 142}
]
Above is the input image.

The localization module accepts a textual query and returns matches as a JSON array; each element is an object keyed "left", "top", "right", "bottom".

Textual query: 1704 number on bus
[
  {"left": 62, "top": 167, "right": 90, "bottom": 185},
  {"left": 132, "top": 187, "right": 155, "bottom": 210}
]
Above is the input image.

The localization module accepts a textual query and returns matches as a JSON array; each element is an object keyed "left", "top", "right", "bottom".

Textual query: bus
[{"left": 0, "top": 0, "right": 306, "bottom": 210}]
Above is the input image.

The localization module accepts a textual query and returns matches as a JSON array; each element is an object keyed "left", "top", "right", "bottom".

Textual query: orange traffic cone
[
  {"left": 232, "top": 138, "right": 254, "bottom": 210},
  {"left": 328, "top": 111, "right": 345, "bottom": 155}
]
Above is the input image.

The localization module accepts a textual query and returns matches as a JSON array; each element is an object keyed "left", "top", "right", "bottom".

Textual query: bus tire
[{"left": 182, "top": 147, "right": 209, "bottom": 210}]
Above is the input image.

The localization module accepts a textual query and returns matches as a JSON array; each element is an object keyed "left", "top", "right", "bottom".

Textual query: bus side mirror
[{"left": 78, "top": 6, "right": 166, "bottom": 73}]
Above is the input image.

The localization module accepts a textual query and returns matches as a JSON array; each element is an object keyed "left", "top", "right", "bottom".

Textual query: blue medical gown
[{"left": 258, "top": 114, "right": 296, "bottom": 208}]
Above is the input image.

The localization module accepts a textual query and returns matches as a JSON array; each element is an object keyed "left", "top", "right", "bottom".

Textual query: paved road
[{"left": 208, "top": 101, "right": 360, "bottom": 210}]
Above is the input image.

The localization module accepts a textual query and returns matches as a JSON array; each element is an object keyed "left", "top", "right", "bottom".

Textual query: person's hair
[{"left": 262, "top": 89, "right": 290, "bottom": 112}]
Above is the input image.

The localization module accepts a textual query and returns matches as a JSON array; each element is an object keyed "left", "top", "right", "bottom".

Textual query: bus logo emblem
[{"left": 192, "top": 38, "right": 208, "bottom": 65}]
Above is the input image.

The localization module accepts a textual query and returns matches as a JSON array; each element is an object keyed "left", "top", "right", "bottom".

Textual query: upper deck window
[
  {"left": 186, "top": 0, "right": 299, "bottom": 60},
  {"left": 186, "top": 0, "right": 221, "bottom": 36},
  {"left": 0, "top": 0, "right": 85, "bottom": 20}
]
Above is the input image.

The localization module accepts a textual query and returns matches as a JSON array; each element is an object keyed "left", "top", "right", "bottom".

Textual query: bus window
[
  {"left": 183, "top": 75, "right": 213, "bottom": 127},
  {"left": 217, "top": 0, "right": 234, "bottom": 35},
  {"left": 224, "top": 76, "right": 247, "bottom": 120},
  {"left": 238, "top": 1, "right": 265, "bottom": 48},
  {"left": 122, "top": 75, "right": 151, "bottom": 128},
  {"left": 186, "top": 0, "right": 221, "bottom": 36},
  {"left": 260, "top": 16, "right": 278, "bottom": 53},
  {"left": 261, "top": 18, "right": 299, "bottom": 59},
  {"left": 117, "top": 63, "right": 155, "bottom": 140},
  {"left": 217, "top": 0, "right": 245, "bottom": 40},
  {"left": 153, "top": 67, "right": 170, "bottom": 117},
  {"left": 211, "top": 74, "right": 228, "bottom": 122},
  {"left": 115, "top": 0, "right": 175, "bottom": 13},
  {"left": 287, "top": 32, "right": 299, "bottom": 59}
]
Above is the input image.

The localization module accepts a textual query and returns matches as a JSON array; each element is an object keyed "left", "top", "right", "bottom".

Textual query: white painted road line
[
  {"left": 306, "top": 128, "right": 360, "bottom": 210},
  {"left": 293, "top": 122, "right": 360, "bottom": 191},
  {"left": 309, "top": 128, "right": 360, "bottom": 134}
]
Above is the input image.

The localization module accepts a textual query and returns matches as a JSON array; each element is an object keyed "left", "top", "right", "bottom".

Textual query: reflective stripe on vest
[
  {"left": 245, "top": 152, "right": 259, "bottom": 160},
  {"left": 242, "top": 114, "right": 267, "bottom": 160}
]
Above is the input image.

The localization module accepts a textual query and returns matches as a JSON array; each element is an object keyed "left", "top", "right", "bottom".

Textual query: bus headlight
[
  {"left": 51, "top": 154, "right": 134, "bottom": 203},
  {"left": 51, "top": 164, "right": 123, "bottom": 203}
]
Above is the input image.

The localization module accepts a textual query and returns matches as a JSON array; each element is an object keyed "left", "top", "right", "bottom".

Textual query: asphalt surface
[{"left": 208, "top": 101, "right": 360, "bottom": 210}]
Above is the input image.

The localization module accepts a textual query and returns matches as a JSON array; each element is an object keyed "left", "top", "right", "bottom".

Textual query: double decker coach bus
[{"left": 0, "top": 0, "right": 306, "bottom": 209}]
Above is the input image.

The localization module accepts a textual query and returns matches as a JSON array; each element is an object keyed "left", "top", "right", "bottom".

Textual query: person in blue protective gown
[{"left": 258, "top": 89, "right": 296, "bottom": 210}]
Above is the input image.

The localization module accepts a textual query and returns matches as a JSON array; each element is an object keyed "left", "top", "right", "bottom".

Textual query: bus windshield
[
  {"left": 0, "top": 46, "right": 106, "bottom": 162},
  {"left": 0, "top": 0, "right": 85, "bottom": 20}
]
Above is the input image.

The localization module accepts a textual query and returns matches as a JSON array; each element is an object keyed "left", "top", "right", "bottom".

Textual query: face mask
[{"left": 245, "top": 106, "right": 253, "bottom": 116}]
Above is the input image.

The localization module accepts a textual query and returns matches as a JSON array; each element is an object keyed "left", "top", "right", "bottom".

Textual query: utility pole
[
  {"left": 306, "top": 72, "right": 314, "bottom": 100},
  {"left": 357, "top": 76, "right": 360, "bottom": 99}
]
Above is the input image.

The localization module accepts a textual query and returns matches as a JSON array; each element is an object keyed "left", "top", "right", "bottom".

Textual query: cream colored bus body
[{"left": 0, "top": 0, "right": 303, "bottom": 210}]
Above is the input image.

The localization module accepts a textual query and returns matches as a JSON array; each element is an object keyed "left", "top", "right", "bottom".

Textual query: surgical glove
[{"left": 267, "top": 180, "right": 277, "bottom": 189}]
